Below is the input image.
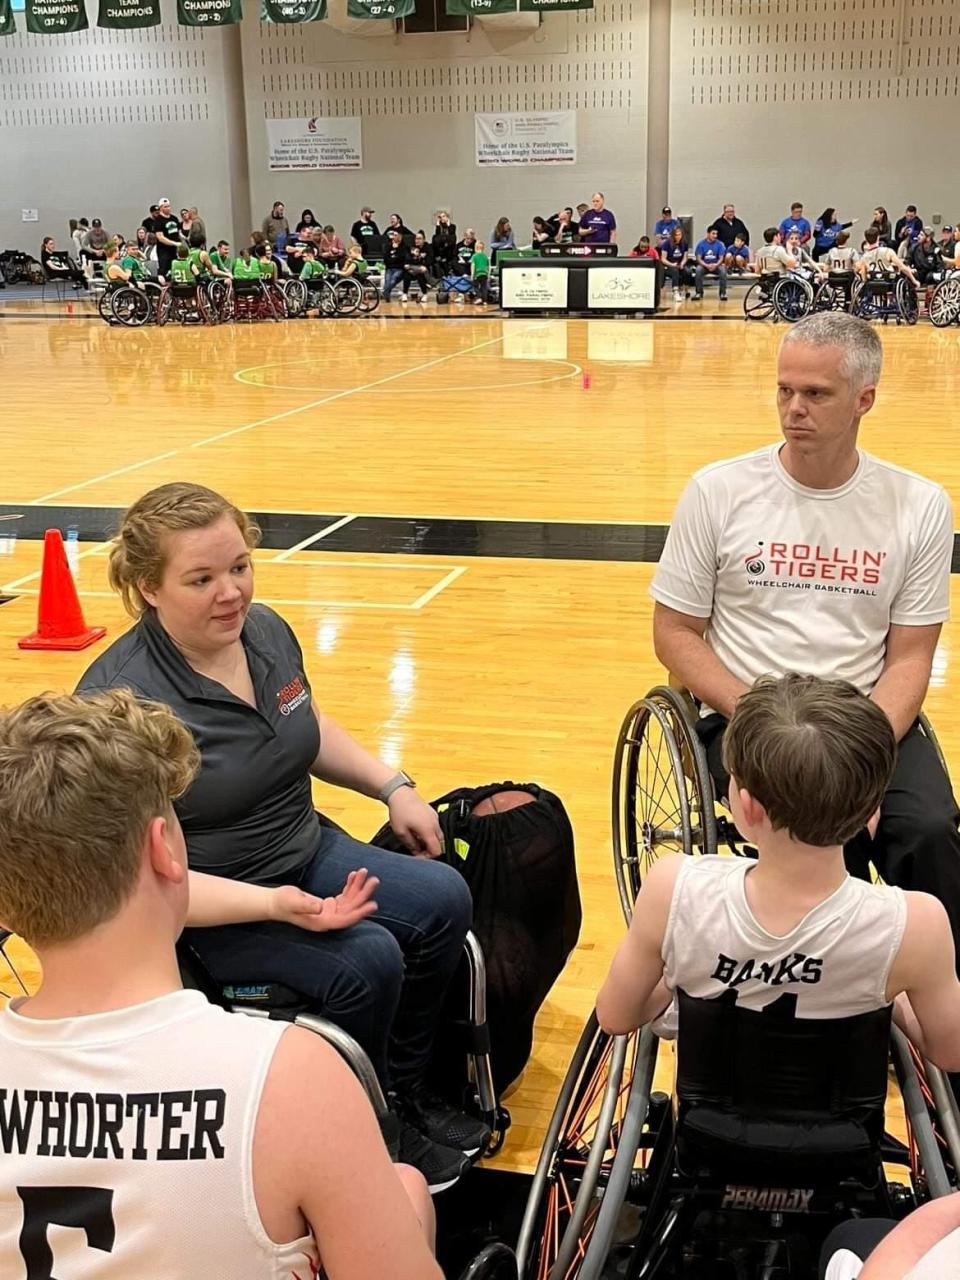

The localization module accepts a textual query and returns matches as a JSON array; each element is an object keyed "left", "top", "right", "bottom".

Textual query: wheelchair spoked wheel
[
  {"left": 896, "top": 277, "right": 919, "bottom": 326},
  {"left": 282, "top": 277, "right": 308, "bottom": 319},
  {"left": 155, "top": 287, "right": 173, "bottom": 327},
  {"left": 612, "top": 686, "right": 717, "bottom": 925},
  {"left": 359, "top": 280, "right": 382, "bottom": 313},
  {"left": 929, "top": 278, "right": 960, "bottom": 328},
  {"left": 742, "top": 282, "right": 774, "bottom": 320},
  {"left": 332, "top": 276, "right": 363, "bottom": 315},
  {"left": 515, "top": 1012, "right": 645, "bottom": 1280},
  {"left": 97, "top": 287, "right": 117, "bottom": 324},
  {"left": 206, "top": 278, "right": 232, "bottom": 322},
  {"left": 111, "top": 286, "right": 151, "bottom": 328},
  {"left": 773, "top": 275, "right": 813, "bottom": 322}
]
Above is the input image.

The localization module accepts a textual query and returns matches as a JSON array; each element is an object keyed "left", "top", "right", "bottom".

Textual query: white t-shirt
[
  {"left": 0, "top": 991, "right": 320, "bottom": 1280},
  {"left": 661, "top": 857, "right": 906, "bottom": 1018},
  {"left": 756, "top": 244, "right": 792, "bottom": 274},
  {"left": 650, "top": 444, "right": 952, "bottom": 700},
  {"left": 827, "top": 246, "right": 857, "bottom": 270}
]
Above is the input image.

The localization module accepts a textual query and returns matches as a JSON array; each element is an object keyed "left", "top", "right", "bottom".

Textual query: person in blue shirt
[
  {"left": 724, "top": 234, "right": 751, "bottom": 273},
  {"left": 694, "top": 226, "right": 728, "bottom": 300},
  {"left": 654, "top": 205, "right": 680, "bottom": 248},
  {"left": 661, "top": 225, "right": 691, "bottom": 298},
  {"left": 778, "top": 202, "right": 812, "bottom": 245},
  {"left": 812, "top": 207, "right": 858, "bottom": 261},
  {"left": 578, "top": 193, "right": 617, "bottom": 245},
  {"left": 894, "top": 205, "right": 924, "bottom": 250}
]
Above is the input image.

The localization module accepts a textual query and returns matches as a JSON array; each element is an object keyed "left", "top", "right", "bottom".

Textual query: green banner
[
  {"left": 262, "top": 0, "right": 326, "bottom": 20},
  {"left": 518, "top": 0, "right": 592, "bottom": 8},
  {"left": 346, "top": 0, "right": 413, "bottom": 19},
  {"left": 26, "top": 0, "right": 88, "bottom": 33},
  {"left": 177, "top": 0, "right": 241, "bottom": 24},
  {"left": 0, "top": 0, "right": 15, "bottom": 34},
  {"left": 98, "top": 0, "right": 160, "bottom": 27},
  {"left": 446, "top": 0, "right": 515, "bottom": 11}
]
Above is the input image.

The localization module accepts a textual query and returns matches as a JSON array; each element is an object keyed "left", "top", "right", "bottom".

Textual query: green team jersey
[
  {"left": 232, "top": 257, "right": 260, "bottom": 279},
  {"left": 188, "top": 247, "right": 207, "bottom": 277},
  {"left": 170, "top": 257, "right": 195, "bottom": 284},
  {"left": 299, "top": 259, "right": 325, "bottom": 281},
  {"left": 257, "top": 257, "right": 277, "bottom": 280},
  {"left": 121, "top": 254, "right": 145, "bottom": 282},
  {"left": 471, "top": 251, "right": 490, "bottom": 277},
  {"left": 210, "top": 251, "right": 233, "bottom": 273},
  {"left": 351, "top": 258, "right": 369, "bottom": 276}
]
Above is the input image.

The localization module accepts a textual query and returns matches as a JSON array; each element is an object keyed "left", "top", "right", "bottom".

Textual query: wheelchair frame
[{"left": 851, "top": 271, "right": 919, "bottom": 326}]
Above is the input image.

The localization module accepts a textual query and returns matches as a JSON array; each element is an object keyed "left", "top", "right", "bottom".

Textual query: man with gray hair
[{"left": 651, "top": 312, "right": 960, "bottom": 959}]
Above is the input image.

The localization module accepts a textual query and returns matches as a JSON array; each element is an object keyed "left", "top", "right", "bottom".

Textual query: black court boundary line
[{"left": 3, "top": 504, "right": 960, "bottom": 572}]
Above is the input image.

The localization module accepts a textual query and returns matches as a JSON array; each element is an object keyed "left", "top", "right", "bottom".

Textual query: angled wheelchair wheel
[
  {"left": 359, "top": 280, "right": 382, "bottom": 313},
  {"left": 515, "top": 1012, "right": 644, "bottom": 1280},
  {"left": 282, "top": 277, "right": 308, "bottom": 318},
  {"left": 929, "top": 277, "right": 960, "bottom": 328},
  {"left": 458, "top": 1244, "right": 519, "bottom": 1280},
  {"left": 97, "top": 287, "right": 116, "bottom": 324},
  {"left": 896, "top": 276, "right": 919, "bottom": 326},
  {"left": 742, "top": 282, "right": 774, "bottom": 320},
  {"left": 332, "top": 276, "right": 363, "bottom": 315},
  {"left": 772, "top": 275, "right": 813, "bottom": 322},
  {"left": 206, "top": 278, "right": 232, "bottom": 322},
  {"left": 612, "top": 686, "right": 717, "bottom": 924},
  {"left": 111, "top": 286, "right": 151, "bottom": 328},
  {"left": 155, "top": 286, "right": 173, "bottom": 327}
]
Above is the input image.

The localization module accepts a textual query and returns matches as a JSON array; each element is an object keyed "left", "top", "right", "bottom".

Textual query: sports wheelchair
[
  {"left": 96, "top": 279, "right": 162, "bottom": 327},
  {"left": 511, "top": 688, "right": 960, "bottom": 1280},
  {"left": 744, "top": 271, "right": 852, "bottom": 324},
  {"left": 928, "top": 274, "right": 960, "bottom": 328},
  {"left": 156, "top": 278, "right": 215, "bottom": 326},
  {"left": 851, "top": 271, "right": 919, "bottom": 325},
  {"left": 177, "top": 926, "right": 510, "bottom": 1159}
]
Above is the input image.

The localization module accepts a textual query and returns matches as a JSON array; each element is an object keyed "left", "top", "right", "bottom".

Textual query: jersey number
[{"left": 18, "top": 1186, "right": 115, "bottom": 1279}]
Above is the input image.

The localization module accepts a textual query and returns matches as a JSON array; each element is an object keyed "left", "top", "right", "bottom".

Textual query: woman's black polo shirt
[{"left": 76, "top": 605, "right": 321, "bottom": 885}]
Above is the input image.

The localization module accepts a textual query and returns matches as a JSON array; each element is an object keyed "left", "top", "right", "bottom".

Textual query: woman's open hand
[{"left": 269, "top": 869, "right": 379, "bottom": 932}]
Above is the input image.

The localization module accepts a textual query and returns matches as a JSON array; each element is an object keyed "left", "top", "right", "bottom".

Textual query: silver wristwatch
[{"left": 378, "top": 770, "right": 417, "bottom": 804}]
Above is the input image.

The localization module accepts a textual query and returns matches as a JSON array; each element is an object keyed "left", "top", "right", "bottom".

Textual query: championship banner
[
  {"left": 25, "top": 0, "right": 87, "bottom": 33},
  {"left": 519, "top": 0, "right": 592, "bottom": 9},
  {"left": 266, "top": 117, "right": 362, "bottom": 170},
  {"left": 501, "top": 266, "right": 568, "bottom": 309},
  {"left": 446, "top": 0, "right": 516, "bottom": 13},
  {"left": 177, "top": 0, "right": 241, "bottom": 24},
  {"left": 0, "top": 0, "right": 15, "bottom": 33},
  {"left": 475, "top": 111, "right": 576, "bottom": 166},
  {"left": 262, "top": 0, "right": 326, "bottom": 21},
  {"left": 346, "top": 0, "right": 413, "bottom": 18},
  {"left": 99, "top": 0, "right": 160, "bottom": 28}
]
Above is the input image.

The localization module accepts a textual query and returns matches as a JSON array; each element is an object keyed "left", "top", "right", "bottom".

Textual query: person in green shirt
[
  {"left": 256, "top": 244, "right": 278, "bottom": 282},
  {"left": 169, "top": 243, "right": 198, "bottom": 286},
  {"left": 232, "top": 248, "right": 260, "bottom": 280},
  {"left": 104, "top": 243, "right": 131, "bottom": 286},
  {"left": 470, "top": 240, "right": 491, "bottom": 305},
  {"left": 208, "top": 240, "right": 234, "bottom": 277},
  {"left": 340, "top": 244, "right": 369, "bottom": 279},
  {"left": 299, "top": 247, "right": 327, "bottom": 284},
  {"left": 120, "top": 247, "right": 146, "bottom": 283}
]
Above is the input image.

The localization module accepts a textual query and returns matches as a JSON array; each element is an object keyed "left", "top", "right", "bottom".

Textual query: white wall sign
[
  {"left": 21, "top": 208, "right": 38, "bottom": 222},
  {"left": 587, "top": 267, "right": 656, "bottom": 310},
  {"left": 266, "top": 117, "right": 363, "bottom": 171},
  {"left": 501, "top": 267, "right": 569, "bottom": 309},
  {"left": 475, "top": 111, "right": 576, "bottom": 166}
]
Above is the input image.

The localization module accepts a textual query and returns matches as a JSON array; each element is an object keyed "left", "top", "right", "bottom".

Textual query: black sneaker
[
  {"left": 399, "top": 1086, "right": 492, "bottom": 1157},
  {"left": 396, "top": 1118, "right": 470, "bottom": 1194}
]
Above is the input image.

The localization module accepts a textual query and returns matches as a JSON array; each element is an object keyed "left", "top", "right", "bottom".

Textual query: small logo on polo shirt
[{"left": 277, "top": 675, "right": 309, "bottom": 717}]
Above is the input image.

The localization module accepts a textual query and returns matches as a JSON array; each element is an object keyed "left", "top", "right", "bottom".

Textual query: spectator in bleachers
[
  {"left": 179, "top": 207, "right": 192, "bottom": 238},
  {"left": 40, "top": 236, "right": 87, "bottom": 290},
  {"left": 778, "top": 202, "right": 812, "bottom": 245},
  {"left": 298, "top": 208, "right": 319, "bottom": 234},
  {"left": 894, "top": 204, "right": 923, "bottom": 251},
  {"left": 490, "top": 217, "right": 515, "bottom": 261},
  {"left": 68, "top": 218, "right": 82, "bottom": 256},
  {"left": 285, "top": 227, "right": 312, "bottom": 277},
  {"left": 350, "top": 207, "right": 380, "bottom": 256},
  {"left": 407, "top": 232, "right": 432, "bottom": 302},
  {"left": 151, "top": 198, "right": 183, "bottom": 282},
  {"left": 319, "top": 225, "right": 347, "bottom": 272},
  {"left": 911, "top": 228, "right": 943, "bottom": 286},
  {"left": 81, "top": 217, "right": 109, "bottom": 269},
  {"left": 755, "top": 226, "right": 796, "bottom": 275},
  {"left": 140, "top": 205, "right": 158, "bottom": 236},
  {"left": 135, "top": 225, "right": 150, "bottom": 254},
  {"left": 628, "top": 235, "right": 660, "bottom": 262},
  {"left": 383, "top": 228, "right": 411, "bottom": 301},
  {"left": 708, "top": 203, "right": 750, "bottom": 248},
  {"left": 940, "top": 225, "right": 957, "bottom": 266},
  {"left": 724, "top": 234, "right": 751, "bottom": 274},
  {"left": 470, "top": 239, "right": 490, "bottom": 305},
  {"left": 812, "top": 208, "right": 858, "bottom": 261},
  {"left": 432, "top": 211, "right": 457, "bottom": 276},
  {"left": 661, "top": 225, "right": 691, "bottom": 299},
  {"left": 388, "top": 213, "right": 414, "bottom": 248},
  {"left": 693, "top": 226, "right": 728, "bottom": 300},
  {"left": 188, "top": 207, "right": 206, "bottom": 249},
  {"left": 554, "top": 207, "right": 578, "bottom": 243},
  {"left": 654, "top": 205, "right": 680, "bottom": 248},
  {"left": 531, "top": 217, "right": 553, "bottom": 247},
  {"left": 455, "top": 228, "right": 478, "bottom": 275},
  {"left": 867, "top": 206, "right": 893, "bottom": 248},
  {"left": 578, "top": 192, "right": 617, "bottom": 245},
  {"left": 262, "top": 201, "right": 290, "bottom": 253}
]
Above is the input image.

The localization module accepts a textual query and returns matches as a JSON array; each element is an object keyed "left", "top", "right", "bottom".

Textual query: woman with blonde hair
[{"left": 77, "top": 482, "right": 480, "bottom": 1193}]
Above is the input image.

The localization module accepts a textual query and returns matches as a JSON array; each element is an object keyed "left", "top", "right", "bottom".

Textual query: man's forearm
[
  {"left": 869, "top": 661, "right": 930, "bottom": 741},
  {"left": 654, "top": 620, "right": 749, "bottom": 717},
  {"left": 186, "top": 870, "right": 275, "bottom": 927}
]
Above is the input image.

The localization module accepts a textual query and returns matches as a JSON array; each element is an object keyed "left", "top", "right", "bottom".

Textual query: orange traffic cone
[{"left": 18, "top": 529, "right": 107, "bottom": 651}]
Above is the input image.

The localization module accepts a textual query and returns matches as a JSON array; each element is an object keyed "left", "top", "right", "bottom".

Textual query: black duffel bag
[{"left": 372, "top": 782, "right": 581, "bottom": 1094}]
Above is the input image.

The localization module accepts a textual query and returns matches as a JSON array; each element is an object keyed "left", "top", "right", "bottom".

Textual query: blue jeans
[
  {"left": 695, "top": 262, "right": 727, "bottom": 298},
  {"left": 184, "top": 825, "right": 473, "bottom": 1091},
  {"left": 383, "top": 266, "right": 407, "bottom": 300}
]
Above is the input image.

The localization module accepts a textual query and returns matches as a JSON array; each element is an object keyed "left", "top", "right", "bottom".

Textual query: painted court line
[
  {"left": 411, "top": 566, "right": 468, "bottom": 610},
  {"left": 9, "top": 588, "right": 433, "bottom": 612},
  {"left": 1, "top": 542, "right": 110, "bottom": 593},
  {"left": 269, "top": 515, "right": 358, "bottom": 563},
  {"left": 32, "top": 452, "right": 181, "bottom": 506}
]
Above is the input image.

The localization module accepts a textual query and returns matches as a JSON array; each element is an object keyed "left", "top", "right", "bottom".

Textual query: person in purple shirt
[
  {"left": 694, "top": 226, "right": 728, "bottom": 300},
  {"left": 778, "top": 202, "right": 812, "bottom": 245},
  {"left": 654, "top": 205, "right": 680, "bottom": 247},
  {"left": 578, "top": 193, "right": 617, "bottom": 245}
]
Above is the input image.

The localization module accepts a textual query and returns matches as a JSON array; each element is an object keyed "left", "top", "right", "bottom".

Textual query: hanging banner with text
[
  {"left": 261, "top": 0, "right": 326, "bottom": 21},
  {"left": 266, "top": 117, "right": 363, "bottom": 170},
  {"left": 99, "top": 0, "right": 160, "bottom": 28},
  {"left": 475, "top": 111, "right": 576, "bottom": 166},
  {"left": 346, "top": 0, "right": 413, "bottom": 18},
  {"left": 0, "top": 0, "right": 15, "bottom": 33},
  {"left": 446, "top": 0, "right": 516, "bottom": 13},
  {"left": 518, "top": 0, "right": 592, "bottom": 9},
  {"left": 177, "top": 0, "right": 241, "bottom": 24},
  {"left": 26, "top": 0, "right": 87, "bottom": 32}
]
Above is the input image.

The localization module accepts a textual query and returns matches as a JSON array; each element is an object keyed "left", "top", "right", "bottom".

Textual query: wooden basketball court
[{"left": 2, "top": 311, "right": 960, "bottom": 1173}]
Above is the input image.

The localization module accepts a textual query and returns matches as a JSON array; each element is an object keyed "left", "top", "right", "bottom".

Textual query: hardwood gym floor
[{"left": 2, "top": 313, "right": 960, "bottom": 1174}]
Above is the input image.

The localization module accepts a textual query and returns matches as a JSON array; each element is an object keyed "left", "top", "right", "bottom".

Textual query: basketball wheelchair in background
[
  {"left": 851, "top": 270, "right": 919, "bottom": 326},
  {"left": 744, "top": 271, "right": 856, "bottom": 324},
  {"left": 512, "top": 686, "right": 960, "bottom": 1280}
]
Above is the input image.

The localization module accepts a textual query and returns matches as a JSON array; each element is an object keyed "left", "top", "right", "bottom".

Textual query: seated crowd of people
[{"left": 3, "top": 310, "right": 960, "bottom": 1274}]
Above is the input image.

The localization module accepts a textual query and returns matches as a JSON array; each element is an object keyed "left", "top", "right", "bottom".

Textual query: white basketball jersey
[
  {"left": 0, "top": 990, "right": 321, "bottom": 1280},
  {"left": 661, "top": 856, "right": 906, "bottom": 1018}
]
